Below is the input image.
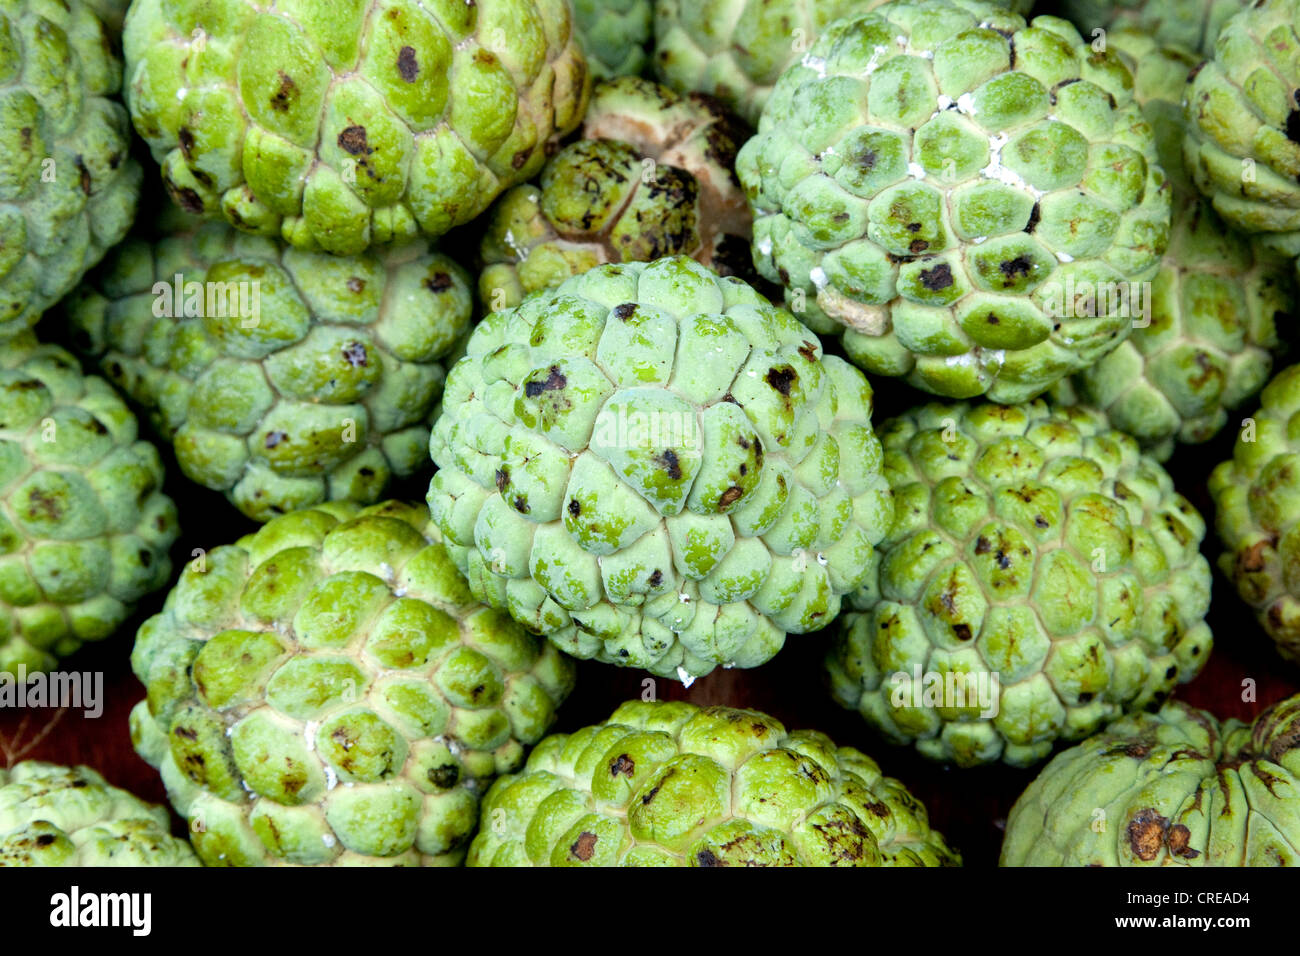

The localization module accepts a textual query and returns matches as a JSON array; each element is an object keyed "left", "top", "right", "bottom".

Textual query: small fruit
[
  {"left": 0, "top": 761, "right": 198, "bottom": 866},
  {"left": 429, "top": 256, "right": 894, "bottom": 680},
  {"left": 130, "top": 500, "right": 576, "bottom": 866},
  {"left": 123, "top": 0, "right": 590, "bottom": 255},
  {"left": 469, "top": 700, "right": 961, "bottom": 866},
  {"left": 1001, "top": 696, "right": 1300, "bottom": 865},
  {"left": 479, "top": 77, "right": 753, "bottom": 311},
  {"left": 63, "top": 222, "right": 474, "bottom": 523},
  {"left": 1209, "top": 364, "right": 1300, "bottom": 662},
  {"left": 0, "top": 336, "right": 178, "bottom": 679},
  {"left": 738, "top": 0, "right": 1171, "bottom": 403},
  {"left": 827, "top": 399, "right": 1213, "bottom": 767},
  {"left": 0, "top": 0, "right": 141, "bottom": 339}
]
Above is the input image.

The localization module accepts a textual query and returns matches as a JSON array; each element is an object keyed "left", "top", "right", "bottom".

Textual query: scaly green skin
[
  {"left": 63, "top": 222, "right": 473, "bottom": 523},
  {"left": 1058, "top": 31, "right": 1292, "bottom": 461},
  {"left": 429, "top": 257, "right": 893, "bottom": 681},
  {"left": 1209, "top": 364, "right": 1300, "bottom": 664},
  {"left": 1060, "top": 0, "right": 1247, "bottom": 56},
  {"left": 0, "top": 336, "right": 178, "bottom": 678},
  {"left": 469, "top": 700, "right": 960, "bottom": 866},
  {"left": 0, "top": 762, "right": 199, "bottom": 866},
  {"left": 1184, "top": 0, "right": 1300, "bottom": 252},
  {"left": 826, "top": 400, "right": 1213, "bottom": 768},
  {"left": 1002, "top": 696, "right": 1300, "bottom": 865},
  {"left": 0, "top": 0, "right": 141, "bottom": 339},
  {"left": 653, "top": 0, "right": 872, "bottom": 128},
  {"left": 130, "top": 500, "right": 576, "bottom": 867},
  {"left": 123, "top": 0, "right": 590, "bottom": 256},
  {"left": 738, "top": 2, "right": 1171, "bottom": 404},
  {"left": 575, "top": 0, "right": 651, "bottom": 79},
  {"left": 479, "top": 77, "right": 752, "bottom": 311},
  {"left": 87, "top": 0, "right": 131, "bottom": 36}
]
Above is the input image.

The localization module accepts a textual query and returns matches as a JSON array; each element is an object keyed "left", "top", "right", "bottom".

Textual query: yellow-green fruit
[
  {"left": 827, "top": 400, "right": 1213, "bottom": 767},
  {"left": 1002, "top": 696, "right": 1300, "bottom": 865},
  {"left": 470, "top": 700, "right": 960, "bottom": 867},
  {"left": 0, "top": 761, "right": 199, "bottom": 866},
  {"left": 0, "top": 335, "right": 178, "bottom": 679},
  {"left": 130, "top": 500, "right": 576, "bottom": 866},
  {"left": 123, "top": 0, "right": 590, "bottom": 255}
]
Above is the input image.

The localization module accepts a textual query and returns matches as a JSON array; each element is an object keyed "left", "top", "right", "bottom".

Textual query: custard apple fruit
[
  {"left": 469, "top": 700, "right": 960, "bottom": 866},
  {"left": 1184, "top": 0, "right": 1300, "bottom": 252},
  {"left": 1209, "top": 363, "right": 1300, "bottom": 663},
  {"left": 1059, "top": 0, "right": 1246, "bottom": 56},
  {"left": 1056, "top": 31, "right": 1292, "bottom": 461},
  {"left": 826, "top": 399, "right": 1213, "bottom": 767},
  {"left": 0, "top": 0, "right": 141, "bottom": 339},
  {"left": 62, "top": 222, "right": 474, "bottom": 523},
  {"left": 479, "top": 77, "right": 753, "bottom": 311},
  {"left": 738, "top": 0, "right": 1172, "bottom": 403},
  {"left": 129, "top": 500, "right": 576, "bottom": 866},
  {"left": 428, "top": 256, "right": 894, "bottom": 681},
  {"left": 0, "top": 335, "right": 178, "bottom": 680},
  {"left": 1002, "top": 695, "right": 1300, "bottom": 865},
  {"left": 123, "top": 0, "right": 590, "bottom": 255},
  {"left": 0, "top": 761, "right": 198, "bottom": 866},
  {"left": 574, "top": 0, "right": 651, "bottom": 79}
]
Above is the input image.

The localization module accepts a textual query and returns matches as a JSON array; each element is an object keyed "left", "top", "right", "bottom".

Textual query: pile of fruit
[{"left": 3, "top": 0, "right": 1300, "bottom": 867}]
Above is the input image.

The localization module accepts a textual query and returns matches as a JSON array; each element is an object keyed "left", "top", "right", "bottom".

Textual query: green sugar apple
[
  {"left": 129, "top": 500, "right": 576, "bottom": 866},
  {"left": 1002, "top": 695, "right": 1300, "bottom": 865},
  {"left": 738, "top": 0, "right": 1172, "bottom": 403},
  {"left": 0, "top": 335, "right": 178, "bottom": 679},
  {"left": 826, "top": 399, "right": 1213, "bottom": 767},
  {"left": 0, "top": 761, "right": 198, "bottom": 866},
  {"left": 63, "top": 221, "right": 474, "bottom": 523},
  {"left": 469, "top": 700, "right": 960, "bottom": 866},
  {"left": 479, "top": 76, "right": 753, "bottom": 311},
  {"left": 429, "top": 256, "right": 894, "bottom": 681},
  {"left": 0, "top": 0, "right": 141, "bottom": 339},
  {"left": 123, "top": 0, "right": 590, "bottom": 255}
]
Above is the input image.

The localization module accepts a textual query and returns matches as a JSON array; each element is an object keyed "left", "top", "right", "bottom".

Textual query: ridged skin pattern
[
  {"left": 826, "top": 401, "right": 1213, "bottom": 767},
  {"left": 0, "top": 0, "right": 141, "bottom": 338},
  {"left": 1059, "top": 0, "right": 1248, "bottom": 56},
  {"left": 469, "top": 700, "right": 960, "bottom": 866},
  {"left": 738, "top": 1, "right": 1172, "bottom": 403},
  {"left": 123, "top": 0, "right": 590, "bottom": 255},
  {"left": 479, "top": 77, "right": 753, "bottom": 311},
  {"left": 653, "top": 0, "right": 869, "bottom": 127},
  {"left": 129, "top": 501, "right": 576, "bottom": 866},
  {"left": 1210, "top": 364, "right": 1300, "bottom": 663},
  {"left": 64, "top": 222, "right": 474, "bottom": 523},
  {"left": 429, "top": 257, "right": 893, "bottom": 680},
  {"left": 0, "top": 761, "right": 199, "bottom": 866},
  {"left": 1184, "top": 0, "right": 1300, "bottom": 253},
  {"left": 1001, "top": 696, "right": 1300, "bottom": 865},
  {"left": 1060, "top": 31, "right": 1292, "bottom": 461},
  {"left": 574, "top": 0, "right": 651, "bottom": 79},
  {"left": 0, "top": 337, "right": 178, "bottom": 678}
]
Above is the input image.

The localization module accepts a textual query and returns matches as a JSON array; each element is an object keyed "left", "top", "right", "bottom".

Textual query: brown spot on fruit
[
  {"left": 346, "top": 277, "right": 365, "bottom": 293},
  {"left": 765, "top": 366, "right": 796, "bottom": 396},
  {"left": 1238, "top": 539, "right": 1272, "bottom": 574},
  {"left": 429, "top": 764, "right": 459, "bottom": 789},
  {"left": 613, "top": 303, "right": 637, "bottom": 321},
  {"left": 798, "top": 341, "right": 818, "bottom": 362},
  {"left": 1126, "top": 808, "right": 1168, "bottom": 862},
  {"left": 570, "top": 832, "right": 598, "bottom": 861},
  {"left": 496, "top": 469, "right": 509, "bottom": 493},
  {"left": 424, "top": 271, "right": 452, "bottom": 293},
  {"left": 718, "top": 486, "right": 744, "bottom": 509},
  {"left": 341, "top": 342, "right": 368, "bottom": 367},
  {"left": 265, "top": 431, "right": 288, "bottom": 449},
  {"left": 397, "top": 45, "right": 419, "bottom": 81},
  {"left": 524, "top": 366, "right": 566, "bottom": 398},
  {"left": 919, "top": 263, "right": 953, "bottom": 291},
  {"left": 648, "top": 569, "right": 663, "bottom": 587},
  {"left": 270, "top": 72, "right": 298, "bottom": 112},
  {"left": 338, "top": 125, "right": 372, "bottom": 156},
  {"left": 609, "top": 754, "right": 635, "bottom": 777}
]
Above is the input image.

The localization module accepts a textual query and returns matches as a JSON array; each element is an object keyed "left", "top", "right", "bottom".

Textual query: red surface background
[{"left": 3, "top": 377, "right": 1294, "bottom": 867}]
